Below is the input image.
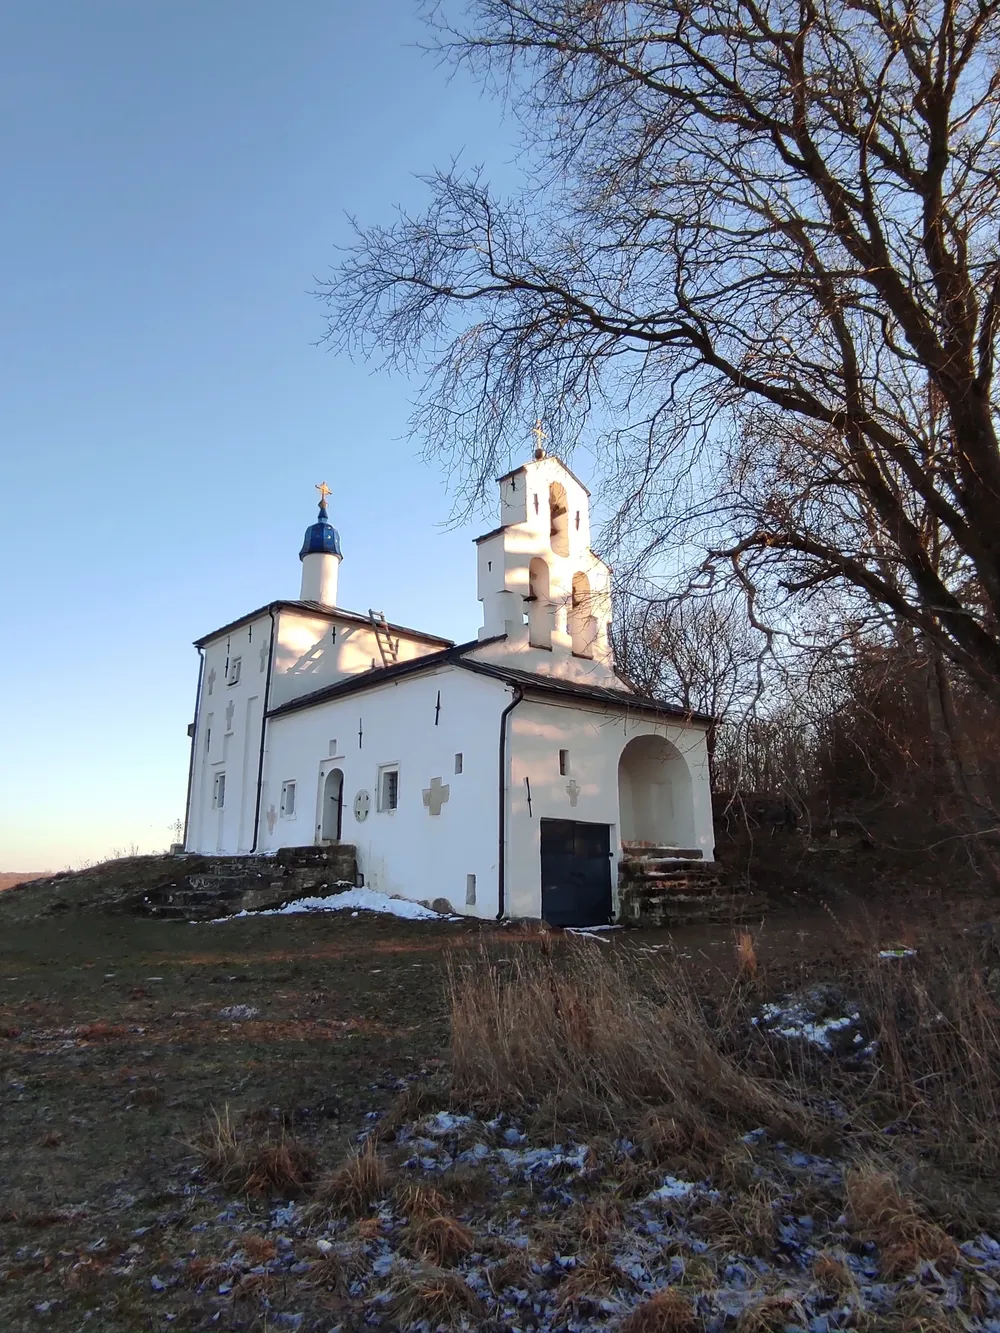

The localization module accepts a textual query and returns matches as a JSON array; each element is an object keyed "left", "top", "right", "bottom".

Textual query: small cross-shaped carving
[
  {"left": 265, "top": 804, "right": 277, "bottom": 834},
  {"left": 566, "top": 779, "right": 581, "bottom": 807},
  {"left": 224, "top": 700, "right": 235, "bottom": 731},
  {"left": 259, "top": 642, "right": 268, "bottom": 672},
  {"left": 422, "top": 777, "right": 450, "bottom": 816},
  {"left": 207, "top": 667, "right": 216, "bottom": 695}
]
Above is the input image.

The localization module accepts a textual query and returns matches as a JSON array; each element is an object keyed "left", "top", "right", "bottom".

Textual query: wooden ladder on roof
[{"left": 368, "top": 610, "right": 399, "bottom": 667}]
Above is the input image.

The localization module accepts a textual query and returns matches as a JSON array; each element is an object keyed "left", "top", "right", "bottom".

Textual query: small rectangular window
[
  {"left": 454, "top": 753, "right": 463, "bottom": 774},
  {"left": 280, "top": 780, "right": 296, "bottom": 818},
  {"left": 205, "top": 723, "right": 212, "bottom": 752},
  {"left": 378, "top": 765, "right": 399, "bottom": 812},
  {"left": 559, "top": 749, "right": 569, "bottom": 776},
  {"left": 228, "top": 657, "right": 242, "bottom": 685},
  {"left": 212, "top": 773, "right": 226, "bottom": 809},
  {"left": 466, "top": 873, "right": 476, "bottom": 906},
  {"left": 329, "top": 739, "right": 339, "bottom": 757}
]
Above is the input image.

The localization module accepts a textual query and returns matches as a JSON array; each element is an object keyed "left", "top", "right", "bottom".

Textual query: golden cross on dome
[
  {"left": 315, "top": 481, "right": 332, "bottom": 507},
  {"left": 532, "top": 419, "right": 547, "bottom": 458}
]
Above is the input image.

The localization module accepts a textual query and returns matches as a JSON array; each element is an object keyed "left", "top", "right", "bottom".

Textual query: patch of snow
[
  {"left": 218, "top": 1005, "right": 259, "bottom": 1021},
  {"left": 646, "top": 1176, "right": 698, "bottom": 1201},
  {"left": 422, "top": 1111, "right": 476, "bottom": 1136},
  {"left": 214, "top": 887, "right": 452, "bottom": 922},
  {"left": 878, "top": 947, "right": 917, "bottom": 959},
  {"left": 754, "top": 1000, "right": 863, "bottom": 1051}
]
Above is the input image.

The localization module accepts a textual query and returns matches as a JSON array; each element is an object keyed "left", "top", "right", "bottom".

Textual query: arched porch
[{"left": 617, "top": 734, "right": 695, "bottom": 847}]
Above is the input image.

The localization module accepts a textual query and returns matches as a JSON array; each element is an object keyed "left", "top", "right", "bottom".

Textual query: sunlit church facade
[{"left": 183, "top": 446, "right": 715, "bottom": 924}]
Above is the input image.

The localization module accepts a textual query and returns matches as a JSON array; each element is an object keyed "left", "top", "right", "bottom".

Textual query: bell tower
[{"left": 473, "top": 429, "right": 615, "bottom": 683}]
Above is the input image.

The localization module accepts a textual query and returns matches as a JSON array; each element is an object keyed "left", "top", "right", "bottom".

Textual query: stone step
[
  {"left": 622, "top": 844, "right": 704, "bottom": 860},
  {"left": 623, "top": 860, "right": 720, "bottom": 876},
  {"left": 618, "top": 891, "right": 768, "bottom": 927}
]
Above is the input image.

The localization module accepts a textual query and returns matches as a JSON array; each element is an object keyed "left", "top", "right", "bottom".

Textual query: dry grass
[
  {"left": 240, "top": 1235, "right": 277, "bottom": 1264},
  {"left": 436, "top": 1161, "right": 494, "bottom": 1205},
  {"left": 393, "top": 1181, "right": 449, "bottom": 1219},
  {"left": 556, "top": 1248, "right": 631, "bottom": 1310},
  {"left": 735, "top": 931, "right": 759, "bottom": 981},
  {"left": 191, "top": 1105, "right": 314, "bottom": 1197},
  {"left": 389, "top": 1264, "right": 485, "bottom": 1327},
  {"left": 403, "top": 1213, "right": 476, "bottom": 1266},
  {"left": 487, "top": 1246, "right": 539, "bottom": 1295},
  {"left": 371, "top": 1078, "right": 450, "bottom": 1142},
  {"left": 858, "top": 952, "right": 1000, "bottom": 1170},
  {"left": 316, "top": 1139, "right": 391, "bottom": 1217},
  {"left": 447, "top": 944, "right": 803, "bottom": 1140},
  {"left": 846, "top": 1167, "right": 960, "bottom": 1276},
  {"left": 571, "top": 1195, "right": 624, "bottom": 1247},
  {"left": 736, "top": 1293, "right": 809, "bottom": 1331},
  {"left": 812, "top": 1250, "right": 859, "bottom": 1296},
  {"left": 620, "top": 1287, "right": 701, "bottom": 1333}
]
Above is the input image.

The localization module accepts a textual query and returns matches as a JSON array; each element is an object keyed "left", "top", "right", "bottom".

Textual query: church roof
[
  {"left": 193, "top": 601, "right": 454, "bottom": 650},
  {"left": 496, "top": 456, "right": 592, "bottom": 496},
  {"left": 457, "top": 658, "right": 713, "bottom": 725},
  {"left": 265, "top": 639, "right": 712, "bottom": 725}
]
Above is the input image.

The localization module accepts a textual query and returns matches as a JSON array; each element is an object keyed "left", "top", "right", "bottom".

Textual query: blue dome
[{"left": 299, "top": 500, "right": 343, "bottom": 560}]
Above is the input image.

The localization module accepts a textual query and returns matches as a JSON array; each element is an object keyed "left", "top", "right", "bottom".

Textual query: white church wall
[
  {"left": 504, "top": 698, "right": 715, "bottom": 919},
  {"left": 268, "top": 609, "right": 446, "bottom": 711},
  {"left": 259, "top": 666, "right": 510, "bottom": 917},
  {"left": 187, "top": 613, "right": 272, "bottom": 855}
]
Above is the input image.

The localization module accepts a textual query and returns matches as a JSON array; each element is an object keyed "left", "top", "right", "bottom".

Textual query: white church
[{"left": 183, "top": 445, "right": 715, "bottom": 925}]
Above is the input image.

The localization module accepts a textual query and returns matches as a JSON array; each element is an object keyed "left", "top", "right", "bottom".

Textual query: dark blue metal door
[{"left": 540, "top": 818, "right": 613, "bottom": 927}]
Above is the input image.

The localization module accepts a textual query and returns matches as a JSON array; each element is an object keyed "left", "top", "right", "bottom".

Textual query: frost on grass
[{"left": 165, "top": 1109, "right": 1000, "bottom": 1333}]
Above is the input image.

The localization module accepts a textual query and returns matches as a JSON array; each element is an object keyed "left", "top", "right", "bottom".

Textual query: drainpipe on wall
[
  {"left": 250, "top": 607, "right": 277, "bottom": 853},
  {"left": 496, "top": 684, "right": 524, "bottom": 920},
  {"left": 181, "top": 647, "right": 206, "bottom": 851}
]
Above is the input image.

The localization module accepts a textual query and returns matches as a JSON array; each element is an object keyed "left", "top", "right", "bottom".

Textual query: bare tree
[
  {"left": 612, "top": 589, "right": 762, "bottom": 756},
  {"left": 325, "top": 0, "right": 1000, "bottom": 704}
]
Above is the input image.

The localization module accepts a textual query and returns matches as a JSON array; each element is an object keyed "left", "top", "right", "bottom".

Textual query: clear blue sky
[{"left": 0, "top": 1, "right": 562, "bottom": 870}]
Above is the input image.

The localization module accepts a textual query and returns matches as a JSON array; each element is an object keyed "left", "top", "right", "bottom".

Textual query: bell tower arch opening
[
  {"left": 549, "top": 482, "right": 569, "bottom": 557},
  {"left": 527, "top": 557, "right": 553, "bottom": 649},
  {"left": 617, "top": 735, "right": 694, "bottom": 846},
  {"left": 569, "top": 571, "right": 597, "bottom": 658}
]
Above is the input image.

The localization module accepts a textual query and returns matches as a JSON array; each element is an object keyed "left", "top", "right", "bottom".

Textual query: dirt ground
[{"left": 0, "top": 881, "right": 994, "bottom": 1332}]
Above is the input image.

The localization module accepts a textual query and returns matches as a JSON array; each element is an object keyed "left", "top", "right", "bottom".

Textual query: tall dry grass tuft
[
  {"left": 620, "top": 1286, "right": 700, "bottom": 1332},
  {"left": 389, "top": 1265, "right": 484, "bottom": 1326},
  {"left": 735, "top": 930, "right": 759, "bottom": 981},
  {"left": 316, "top": 1139, "right": 391, "bottom": 1217},
  {"left": 191, "top": 1105, "right": 314, "bottom": 1197},
  {"left": 447, "top": 943, "right": 803, "bottom": 1138},
  {"left": 845, "top": 1166, "right": 960, "bottom": 1276},
  {"left": 856, "top": 952, "right": 1000, "bottom": 1170}
]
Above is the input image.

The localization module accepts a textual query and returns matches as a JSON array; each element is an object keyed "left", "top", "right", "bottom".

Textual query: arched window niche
[
  {"left": 527, "top": 557, "right": 554, "bottom": 649},
  {"left": 569, "top": 571, "right": 597, "bottom": 658},
  {"left": 549, "top": 483, "right": 569, "bottom": 557}
]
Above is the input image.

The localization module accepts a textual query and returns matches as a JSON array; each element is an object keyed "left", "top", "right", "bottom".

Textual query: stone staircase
[
  {"left": 132, "top": 844, "right": 358, "bottom": 922},
  {"left": 617, "top": 843, "right": 765, "bottom": 927}
]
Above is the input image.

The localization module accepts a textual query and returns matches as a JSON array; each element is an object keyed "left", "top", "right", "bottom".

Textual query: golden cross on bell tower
[
  {"left": 532, "top": 418, "right": 547, "bottom": 459},
  {"left": 315, "top": 480, "right": 332, "bottom": 508}
]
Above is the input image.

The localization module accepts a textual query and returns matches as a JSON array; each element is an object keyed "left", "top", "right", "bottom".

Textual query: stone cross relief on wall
[{"left": 422, "top": 777, "right": 450, "bottom": 815}]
